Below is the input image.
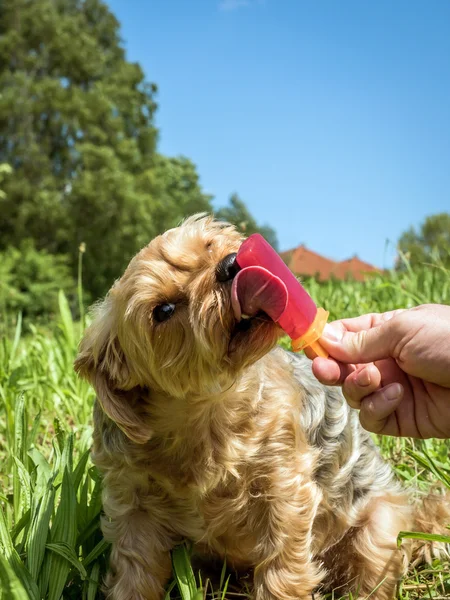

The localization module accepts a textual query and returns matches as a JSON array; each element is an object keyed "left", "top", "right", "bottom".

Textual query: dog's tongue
[{"left": 231, "top": 266, "right": 288, "bottom": 322}]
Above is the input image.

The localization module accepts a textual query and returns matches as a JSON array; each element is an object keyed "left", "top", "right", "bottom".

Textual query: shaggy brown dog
[{"left": 75, "top": 215, "right": 447, "bottom": 600}]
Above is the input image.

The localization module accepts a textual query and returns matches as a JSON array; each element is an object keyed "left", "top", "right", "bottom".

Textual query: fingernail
[
  {"left": 356, "top": 368, "right": 371, "bottom": 387},
  {"left": 384, "top": 384, "right": 402, "bottom": 401},
  {"left": 322, "top": 323, "right": 343, "bottom": 343}
]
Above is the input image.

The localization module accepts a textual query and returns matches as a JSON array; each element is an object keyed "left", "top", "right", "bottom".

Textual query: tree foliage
[
  {"left": 397, "top": 213, "right": 450, "bottom": 269},
  {"left": 0, "top": 240, "right": 75, "bottom": 320},
  {"left": 0, "top": 0, "right": 277, "bottom": 302},
  {"left": 0, "top": 0, "right": 162, "bottom": 297},
  {"left": 216, "top": 193, "right": 279, "bottom": 250}
]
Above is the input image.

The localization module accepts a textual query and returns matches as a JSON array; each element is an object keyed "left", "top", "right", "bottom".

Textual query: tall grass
[{"left": 0, "top": 262, "right": 449, "bottom": 599}]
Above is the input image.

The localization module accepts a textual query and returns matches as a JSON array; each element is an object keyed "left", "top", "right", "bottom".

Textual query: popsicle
[{"left": 231, "top": 234, "right": 329, "bottom": 358}]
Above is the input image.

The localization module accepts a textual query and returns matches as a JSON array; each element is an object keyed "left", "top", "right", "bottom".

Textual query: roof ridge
[{"left": 291, "top": 245, "right": 337, "bottom": 265}]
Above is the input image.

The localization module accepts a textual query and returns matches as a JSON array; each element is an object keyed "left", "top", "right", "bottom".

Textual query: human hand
[{"left": 308, "top": 304, "right": 450, "bottom": 438}]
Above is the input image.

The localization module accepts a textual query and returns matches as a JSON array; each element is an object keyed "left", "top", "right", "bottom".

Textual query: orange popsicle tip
[{"left": 291, "top": 307, "right": 329, "bottom": 357}]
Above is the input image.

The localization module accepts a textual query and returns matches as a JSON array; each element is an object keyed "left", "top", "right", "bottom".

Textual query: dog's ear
[{"left": 74, "top": 299, "right": 152, "bottom": 444}]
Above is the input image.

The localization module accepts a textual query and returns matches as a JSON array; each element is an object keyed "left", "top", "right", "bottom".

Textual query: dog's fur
[{"left": 75, "top": 215, "right": 448, "bottom": 600}]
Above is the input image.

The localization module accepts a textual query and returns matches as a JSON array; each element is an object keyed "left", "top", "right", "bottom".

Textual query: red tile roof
[{"left": 280, "top": 245, "right": 381, "bottom": 281}]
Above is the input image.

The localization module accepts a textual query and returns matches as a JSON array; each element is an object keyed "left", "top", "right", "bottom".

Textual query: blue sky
[{"left": 107, "top": 0, "right": 450, "bottom": 268}]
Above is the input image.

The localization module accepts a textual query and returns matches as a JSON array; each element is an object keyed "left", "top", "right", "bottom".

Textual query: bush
[{"left": 0, "top": 240, "right": 76, "bottom": 323}]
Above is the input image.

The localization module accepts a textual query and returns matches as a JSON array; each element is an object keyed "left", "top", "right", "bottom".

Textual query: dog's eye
[{"left": 153, "top": 303, "right": 176, "bottom": 323}]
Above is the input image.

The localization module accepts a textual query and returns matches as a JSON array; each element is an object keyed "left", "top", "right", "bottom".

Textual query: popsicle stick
[{"left": 307, "top": 340, "right": 329, "bottom": 359}]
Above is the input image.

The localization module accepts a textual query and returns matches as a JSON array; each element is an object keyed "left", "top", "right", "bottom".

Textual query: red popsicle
[{"left": 232, "top": 234, "right": 329, "bottom": 357}]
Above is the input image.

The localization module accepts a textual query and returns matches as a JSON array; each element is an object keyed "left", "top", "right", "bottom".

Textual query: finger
[
  {"left": 342, "top": 363, "right": 382, "bottom": 409},
  {"left": 311, "top": 357, "right": 356, "bottom": 386},
  {"left": 358, "top": 383, "right": 404, "bottom": 436},
  {"left": 328, "top": 310, "right": 405, "bottom": 334},
  {"left": 320, "top": 318, "right": 399, "bottom": 365}
]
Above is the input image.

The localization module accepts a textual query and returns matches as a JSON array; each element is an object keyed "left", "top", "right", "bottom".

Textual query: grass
[{"left": 0, "top": 261, "right": 449, "bottom": 599}]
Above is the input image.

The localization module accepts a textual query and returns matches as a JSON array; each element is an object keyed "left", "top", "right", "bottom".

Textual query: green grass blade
[
  {"left": 219, "top": 557, "right": 227, "bottom": 590},
  {"left": 13, "top": 393, "right": 25, "bottom": 460},
  {"left": 26, "top": 479, "right": 56, "bottom": 580},
  {"left": 398, "top": 530, "right": 450, "bottom": 547},
  {"left": 58, "top": 290, "right": 75, "bottom": 349},
  {"left": 28, "top": 448, "right": 52, "bottom": 486},
  {"left": 47, "top": 467, "right": 77, "bottom": 600},
  {"left": 8, "top": 312, "right": 22, "bottom": 370},
  {"left": 0, "top": 506, "right": 40, "bottom": 599},
  {"left": 38, "top": 556, "right": 51, "bottom": 599},
  {"left": 46, "top": 542, "right": 87, "bottom": 579},
  {"left": 164, "top": 580, "right": 177, "bottom": 600},
  {"left": 407, "top": 449, "right": 450, "bottom": 489},
  {"left": 87, "top": 468, "right": 103, "bottom": 522},
  {"left": 0, "top": 552, "right": 29, "bottom": 600},
  {"left": 12, "top": 456, "right": 32, "bottom": 513},
  {"left": 77, "top": 472, "right": 90, "bottom": 534},
  {"left": 13, "top": 394, "right": 26, "bottom": 517},
  {"left": 11, "top": 510, "right": 31, "bottom": 544},
  {"left": 60, "top": 432, "right": 74, "bottom": 477},
  {"left": 172, "top": 543, "right": 199, "bottom": 600},
  {"left": 27, "top": 410, "right": 42, "bottom": 452},
  {"left": 220, "top": 574, "right": 231, "bottom": 600},
  {"left": 72, "top": 449, "right": 91, "bottom": 493},
  {"left": 87, "top": 562, "right": 101, "bottom": 600},
  {"left": 82, "top": 538, "right": 110, "bottom": 569},
  {"left": 77, "top": 516, "right": 101, "bottom": 548}
]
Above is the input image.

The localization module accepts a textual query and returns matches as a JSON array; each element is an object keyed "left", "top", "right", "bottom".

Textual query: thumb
[{"left": 320, "top": 320, "right": 396, "bottom": 364}]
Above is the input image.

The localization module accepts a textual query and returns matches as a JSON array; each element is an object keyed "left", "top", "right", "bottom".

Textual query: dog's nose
[{"left": 216, "top": 253, "right": 240, "bottom": 282}]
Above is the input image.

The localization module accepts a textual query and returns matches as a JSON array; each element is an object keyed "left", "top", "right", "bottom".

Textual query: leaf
[
  {"left": 60, "top": 432, "right": 74, "bottom": 477},
  {"left": 164, "top": 580, "right": 177, "bottom": 600},
  {"left": 13, "top": 393, "right": 25, "bottom": 460},
  {"left": 219, "top": 557, "right": 227, "bottom": 590},
  {"left": 8, "top": 312, "right": 22, "bottom": 370},
  {"left": 12, "top": 456, "right": 32, "bottom": 513},
  {"left": 87, "top": 468, "right": 103, "bottom": 522},
  {"left": 27, "top": 410, "right": 42, "bottom": 452},
  {"left": 28, "top": 447, "right": 52, "bottom": 489},
  {"left": 407, "top": 449, "right": 450, "bottom": 489},
  {"left": 87, "top": 562, "right": 101, "bottom": 600},
  {"left": 0, "top": 552, "right": 29, "bottom": 600},
  {"left": 11, "top": 510, "right": 31, "bottom": 544},
  {"left": 58, "top": 290, "right": 75, "bottom": 349},
  {"left": 13, "top": 394, "right": 26, "bottom": 517},
  {"left": 221, "top": 574, "right": 231, "bottom": 600},
  {"left": 46, "top": 542, "right": 87, "bottom": 579},
  {"left": 72, "top": 448, "right": 91, "bottom": 493},
  {"left": 171, "top": 543, "right": 199, "bottom": 600},
  {"left": 0, "top": 506, "right": 40, "bottom": 599},
  {"left": 397, "top": 530, "right": 450, "bottom": 547},
  {"left": 77, "top": 515, "right": 101, "bottom": 548},
  {"left": 47, "top": 468, "right": 77, "bottom": 600},
  {"left": 82, "top": 538, "right": 110, "bottom": 569},
  {"left": 26, "top": 477, "right": 56, "bottom": 581}
]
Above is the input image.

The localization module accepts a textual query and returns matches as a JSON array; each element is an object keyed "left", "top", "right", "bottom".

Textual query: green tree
[
  {"left": 0, "top": 163, "right": 12, "bottom": 199},
  {"left": 142, "top": 155, "right": 213, "bottom": 234},
  {"left": 70, "top": 151, "right": 212, "bottom": 296},
  {"left": 0, "top": 0, "right": 160, "bottom": 296},
  {"left": 0, "top": 0, "right": 275, "bottom": 300},
  {"left": 0, "top": 240, "right": 75, "bottom": 321},
  {"left": 216, "top": 193, "right": 279, "bottom": 250},
  {"left": 397, "top": 213, "right": 450, "bottom": 269}
]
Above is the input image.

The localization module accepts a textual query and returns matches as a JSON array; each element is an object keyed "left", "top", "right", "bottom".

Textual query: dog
[{"left": 75, "top": 214, "right": 448, "bottom": 600}]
